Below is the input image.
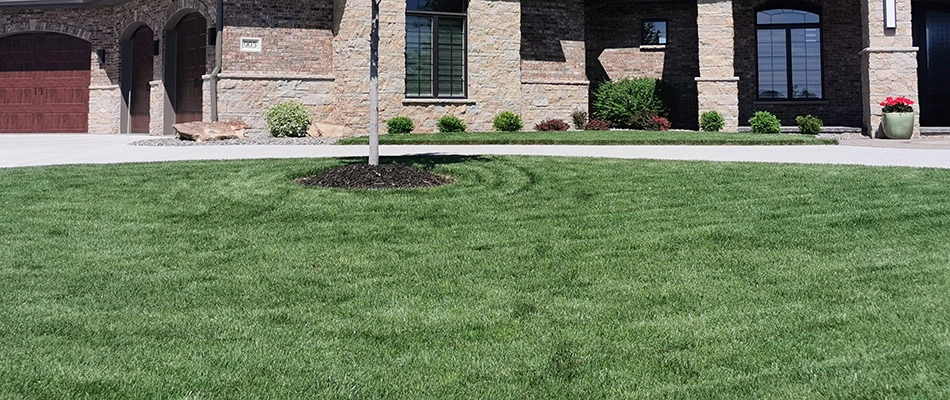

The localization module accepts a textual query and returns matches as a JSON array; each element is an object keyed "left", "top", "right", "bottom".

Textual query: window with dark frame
[
  {"left": 641, "top": 20, "right": 667, "bottom": 45},
  {"left": 756, "top": 7, "right": 823, "bottom": 100},
  {"left": 405, "top": 0, "right": 467, "bottom": 98}
]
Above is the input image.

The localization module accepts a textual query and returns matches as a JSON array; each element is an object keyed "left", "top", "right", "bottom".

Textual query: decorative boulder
[
  {"left": 174, "top": 119, "right": 249, "bottom": 142},
  {"left": 308, "top": 121, "right": 355, "bottom": 138}
]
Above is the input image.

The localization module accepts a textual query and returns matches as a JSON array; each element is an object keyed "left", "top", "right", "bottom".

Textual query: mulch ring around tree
[{"left": 297, "top": 163, "right": 453, "bottom": 190}]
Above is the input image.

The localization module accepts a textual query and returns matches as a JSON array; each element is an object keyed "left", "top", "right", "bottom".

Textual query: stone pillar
[
  {"left": 695, "top": 0, "right": 739, "bottom": 131},
  {"left": 149, "top": 80, "right": 166, "bottom": 136},
  {"left": 88, "top": 85, "right": 121, "bottom": 134},
  {"left": 861, "top": 0, "right": 919, "bottom": 138}
]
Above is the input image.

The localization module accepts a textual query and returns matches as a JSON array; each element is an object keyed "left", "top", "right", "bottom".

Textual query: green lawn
[
  {"left": 337, "top": 131, "right": 838, "bottom": 145},
  {"left": 1, "top": 157, "right": 948, "bottom": 399}
]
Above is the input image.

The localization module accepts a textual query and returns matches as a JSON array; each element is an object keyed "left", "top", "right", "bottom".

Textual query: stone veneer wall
[
  {"left": 861, "top": 0, "right": 918, "bottom": 137},
  {"left": 332, "top": 0, "right": 527, "bottom": 134},
  {"left": 734, "top": 0, "right": 863, "bottom": 128},
  {"left": 696, "top": 0, "right": 740, "bottom": 132},
  {"left": 0, "top": 0, "right": 217, "bottom": 134},
  {"left": 586, "top": 0, "right": 698, "bottom": 129}
]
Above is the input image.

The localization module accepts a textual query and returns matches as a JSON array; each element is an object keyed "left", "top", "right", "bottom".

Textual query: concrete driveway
[{"left": 2, "top": 134, "right": 950, "bottom": 169}]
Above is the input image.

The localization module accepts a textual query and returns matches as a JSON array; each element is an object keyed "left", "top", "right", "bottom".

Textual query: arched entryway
[
  {"left": 0, "top": 32, "right": 91, "bottom": 133},
  {"left": 164, "top": 12, "right": 207, "bottom": 131},
  {"left": 121, "top": 25, "right": 155, "bottom": 134}
]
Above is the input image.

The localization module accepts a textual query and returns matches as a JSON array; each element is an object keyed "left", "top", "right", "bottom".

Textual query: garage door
[{"left": 0, "top": 33, "right": 92, "bottom": 133}]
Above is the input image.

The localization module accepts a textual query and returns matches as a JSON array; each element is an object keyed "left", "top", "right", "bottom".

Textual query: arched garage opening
[
  {"left": 121, "top": 25, "right": 155, "bottom": 134},
  {"left": 0, "top": 32, "right": 91, "bottom": 133},
  {"left": 164, "top": 12, "right": 207, "bottom": 132}
]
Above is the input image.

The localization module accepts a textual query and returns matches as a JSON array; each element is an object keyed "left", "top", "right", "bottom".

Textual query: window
[
  {"left": 406, "top": 0, "right": 467, "bottom": 98},
  {"left": 642, "top": 20, "right": 667, "bottom": 45},
  {"left": 756, "top": 7, "right": 822, "bottom": 99}
]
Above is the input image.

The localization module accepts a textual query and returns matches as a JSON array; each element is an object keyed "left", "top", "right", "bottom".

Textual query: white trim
[
  {"left": 215, "top": 73, "right": 335, "bottom": 81},
  {"left": 860, "top": 46, "right": 919, "bottom": 54},
  {"left": 521, "top": 80, "right": 590, "bottom": 86}
]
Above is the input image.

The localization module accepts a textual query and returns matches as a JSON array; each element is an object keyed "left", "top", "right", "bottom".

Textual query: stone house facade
[{"left": 0, "top": 0, "right": 936, "bottom": 136}]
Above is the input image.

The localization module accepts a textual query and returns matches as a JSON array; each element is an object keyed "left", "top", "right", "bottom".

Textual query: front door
[
  {"left": 915, "top": 4, "right": 950, "bottom": 126},
  {"left": 174, "top": 14, "right": 206, "bottom": 124},
  {"left": 129, "top": 26, "right": 154, "bottom": 133}
]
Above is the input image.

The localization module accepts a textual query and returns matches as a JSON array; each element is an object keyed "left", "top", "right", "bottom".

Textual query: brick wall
[
  {"left": 222, "top": 0, "right": 334, "bottom": 76},
  {"left": 734, "top": 0, "right": 863, "bottom": 127},
  {"left": 585, "top": 0, "right": 699, "bottom": 129}
]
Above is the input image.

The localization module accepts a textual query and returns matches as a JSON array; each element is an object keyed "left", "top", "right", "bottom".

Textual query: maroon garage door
[{"left": 0, "top": 33, "right": 92, "bottom": 133}]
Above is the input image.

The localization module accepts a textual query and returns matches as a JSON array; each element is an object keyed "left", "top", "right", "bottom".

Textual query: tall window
[
  {"left": 406, "top": 0, "right": 467, "bottom": 98},
  {"left": 756, "top": 7, "right": 822, "bottom": 99}
]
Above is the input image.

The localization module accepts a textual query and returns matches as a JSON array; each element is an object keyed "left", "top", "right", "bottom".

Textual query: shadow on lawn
[
  {"left": 335, "top": 154, "right": 493, "bottom": 170},
  {"left": 295, "top": 155, "right": 494, "bottom": 190}
]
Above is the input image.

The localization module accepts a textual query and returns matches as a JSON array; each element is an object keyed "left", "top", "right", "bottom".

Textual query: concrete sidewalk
[{"left": 2, "top": 134, "right": 950, "bottom": 169}]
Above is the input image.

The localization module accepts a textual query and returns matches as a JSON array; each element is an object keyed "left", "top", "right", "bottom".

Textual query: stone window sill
[
  {"left": 403, "top": 98, "right": 475, "bottom": 105},
  {"left": 639, "top": 44, "right": 666, "bottom": 51},
  {"left": 754, "top": 100, "right": 827, "bottom": 106}
]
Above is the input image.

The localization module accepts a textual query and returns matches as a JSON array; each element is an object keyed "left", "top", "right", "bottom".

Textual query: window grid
[
  {"left": 756, "top": 8, "right": 823, "bottom": 100},
  {"left": 406, "top": 3, "right": 467, "bottom": 98}
]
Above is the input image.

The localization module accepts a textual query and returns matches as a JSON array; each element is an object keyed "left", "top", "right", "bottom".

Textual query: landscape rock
[
  {"left": 174, "top": 119, "right": 249, "bottom": 142},
  {"left": 308, "top": 121, "right": 356, "bottom": 138}
]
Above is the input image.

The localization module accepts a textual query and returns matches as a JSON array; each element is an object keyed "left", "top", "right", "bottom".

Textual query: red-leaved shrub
[
  {"left": 583, "top": 119, "right": 611, "bottom": 131},
  {"left": 652, "top": 115, "right": 671, "bottom": 131},
  {"left": 535, "top": 119, "right": 570, "bottom": 131}
]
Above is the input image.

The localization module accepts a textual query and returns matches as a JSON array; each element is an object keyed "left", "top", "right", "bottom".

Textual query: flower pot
[{"left": 882, "top": 112, "right": 915, "bottom": 139}]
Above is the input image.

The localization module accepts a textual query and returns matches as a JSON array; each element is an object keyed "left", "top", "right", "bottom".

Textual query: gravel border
[{"left": 130, "top": 136, "right": 338, "bottom": 146}]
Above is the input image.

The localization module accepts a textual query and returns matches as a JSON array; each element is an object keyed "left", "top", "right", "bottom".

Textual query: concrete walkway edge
[{"left": 2, "top": 134, "right": 950, "bottom": 169}]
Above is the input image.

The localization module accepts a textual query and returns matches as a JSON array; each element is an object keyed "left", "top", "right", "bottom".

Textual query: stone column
[
  {"left": 149, "top": 80, "right": 166, "bottom": 136},
  {"left": 861, "top": 0, "right": 919, "bottom": 138},
  {"left": 696, "top": 0, "right": 739, "bottom": 131}
]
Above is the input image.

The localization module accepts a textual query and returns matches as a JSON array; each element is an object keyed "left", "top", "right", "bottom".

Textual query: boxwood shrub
[{"left": 265, "top": 100, "right": 312, "bottom": 137}]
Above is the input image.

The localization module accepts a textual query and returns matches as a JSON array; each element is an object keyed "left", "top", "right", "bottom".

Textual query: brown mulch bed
[{"left": 297, "top": 163, "right": 453, "bottom": 190}]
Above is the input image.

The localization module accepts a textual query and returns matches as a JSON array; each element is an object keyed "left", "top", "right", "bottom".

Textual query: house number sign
[{"left": 240, "top": 37, "right": 262, "bottom": 52}]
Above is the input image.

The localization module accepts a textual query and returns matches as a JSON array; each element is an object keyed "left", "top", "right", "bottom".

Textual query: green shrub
[
  {"left": 493, "top": 111, "right": 523, "bottom": 132},
  {"left": 437, "top": 115, "right": 467, "bottom": 133},
  {"left": 386, "top": 116, "right": 414, "bottom": 134},
  {"left": 700, "top": 110, "right": 725, "bottom": 132},
  {"left": 264, "top": 100, "right": 311, "bottom": 137},
  {"left": 748, "top": 111, "right": 782, "bottom": 134},
  {"left": 592, "top": 78, "right": 675, "bottom": 128},
  {"left": 795, "top": 115, "right": 823, "bottom": 135},
  {"left": 535, "top": 119, "right": 570, "bottom": 131},
  {"left": 571, "top": 110, "right": 588, "bottom": 130}
]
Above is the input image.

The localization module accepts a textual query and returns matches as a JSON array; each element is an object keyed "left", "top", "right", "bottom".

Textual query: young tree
[{"left": 368, "top": 0, "right": 381, "bottom": 165}]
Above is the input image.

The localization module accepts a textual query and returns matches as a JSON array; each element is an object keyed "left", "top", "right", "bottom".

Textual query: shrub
[
  {"left": 700, "top": 110, "right": 725, "bottom": 132},
  {"left": 583, "top": 119, "right": 611, "bottom": 131},
  {"left": 748, "top": 111, "right": 782, "bottom": 134},
  {"left": 592, "top": 78, "right": 675, "bottom": 128},
  {"left": 571, "top": 110, "right": 588, "bottom": 130},
  {"left": 535, "top": 119, "right": 570, "bottom": 131},
  {"left": 653, "top": 115, "right": 671, "bottom": 131},
  {"left": 386, "top": 116, "right": 414, "bottom": 134},
  {"left": 493, "top": 111, "right": 524, "bottom": 132},
  {"left": 265, "top": 100, "right": 311, "bottom": 137},
  {"left": 437, "top": 115, "right": 467, "bottom": 133},
  {"left": 628, "top": 110, "right": 660, "bottom": 130},
  {"left": 795, "top": 115, "right": 823, "bottom": 135}
]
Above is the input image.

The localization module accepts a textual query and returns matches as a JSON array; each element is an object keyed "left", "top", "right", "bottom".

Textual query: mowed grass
[
  {"left": 1, "top": 156, "right": 948, "bottom": 399},
  {"left": 337, "top": 130, "right": 838, "bottom": 145}
]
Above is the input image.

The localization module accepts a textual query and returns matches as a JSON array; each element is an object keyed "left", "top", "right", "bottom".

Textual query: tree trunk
[{"left": 368, "top": 0, "right": 380, "bottom": 166}]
